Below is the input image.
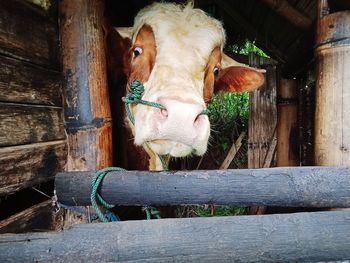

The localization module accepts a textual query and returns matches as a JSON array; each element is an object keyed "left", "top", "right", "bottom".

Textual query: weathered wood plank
[
  {"left": 0, "top": 200, "right": 62, "bottom": 234},
  {"left": 0, "top": 0, "right": 59, "bottom": 68},
  {"left": 0, "top": 103, "right": 65, "bottom": 147},
  {"left": 0, "top": 55, "right": 62, "bottom": 106},
  {"left": 219, "top": 132, "right": 245, "bottom": 169},
  {"left": 56, "top": 166, "right": 350, "bottom": 207},
  {"left": 263, "top": 128, "right": 277, "bottom": 168},
  {"left": 248, "top": 64, "right": 277, "bottom": 169},
  {"left": 0, "top": 140, "right": 67, "bottom": 196},
  {"left": 0, "top": 211, "right": 350, "bottom": 262},
  {"left": 277, "top": 79, "right": 299, "bottom": 166}
]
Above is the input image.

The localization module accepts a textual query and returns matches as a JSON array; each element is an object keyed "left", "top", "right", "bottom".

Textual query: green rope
[
  {"left": 91, "top": 167, "right": 125, "bottom": 222},
  {"left": 122, "top": 80, "right": 165, "bottom": 125},
  {"left": 122, "top": 80, "right": 209, "bottom": 125},
  {"left": 142, "top": 205, "right": 161, "bottom": 220}
]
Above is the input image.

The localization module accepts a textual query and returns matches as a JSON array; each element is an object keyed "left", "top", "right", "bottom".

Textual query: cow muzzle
[{"left": 134, "top": 98, "right": 210, "bottom": 157}]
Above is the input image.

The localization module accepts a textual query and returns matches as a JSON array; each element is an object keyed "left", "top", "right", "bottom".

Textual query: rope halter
[{"left": 122, "top": 80, "right": 209, "bottom": 125}]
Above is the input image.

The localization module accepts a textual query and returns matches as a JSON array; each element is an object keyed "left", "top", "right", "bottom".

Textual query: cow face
[{"left": 119, "top": 3, "right": 264, "bottom": 158}]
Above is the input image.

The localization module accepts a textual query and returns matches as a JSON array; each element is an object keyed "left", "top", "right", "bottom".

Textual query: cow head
[{"left": 114, "top": 3, "right": 264, "bottom": 162}]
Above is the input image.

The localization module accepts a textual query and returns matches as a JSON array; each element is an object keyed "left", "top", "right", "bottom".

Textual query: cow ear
[{"left": 214, "top": 66, "right": 265, "bottom": 93}]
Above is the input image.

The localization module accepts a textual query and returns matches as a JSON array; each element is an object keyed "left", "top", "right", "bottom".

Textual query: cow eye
[
  {"left": 213, "top": 67, "right": 219, "bottom": 76},
  {"left": 133, "top": 47, "right": 143, "bottom": 57}
]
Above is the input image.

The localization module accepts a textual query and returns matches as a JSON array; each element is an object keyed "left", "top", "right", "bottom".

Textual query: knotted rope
[
  {"left": 122, "top": 80, "right": 209, "bottom": 124},
  {"left": 122, "top": 80, "right": 165, "bottom": 125}
]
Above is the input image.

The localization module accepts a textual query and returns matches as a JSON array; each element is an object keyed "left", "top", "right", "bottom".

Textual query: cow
[{"left": 105, "top": 2, "right": 264, "bottom": 172}]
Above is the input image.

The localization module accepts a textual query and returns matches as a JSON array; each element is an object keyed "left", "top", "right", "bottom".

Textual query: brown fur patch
[
  {"left": 127, "top": 24, "right": 157, "bottom": 84},
  {"left": 203, "top": 47, "right": 221, "bottom": 103}
]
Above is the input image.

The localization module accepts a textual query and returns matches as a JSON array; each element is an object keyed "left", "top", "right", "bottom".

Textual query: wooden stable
[{"left": 0, "top": 0, "right": 350, "bottom": 261}]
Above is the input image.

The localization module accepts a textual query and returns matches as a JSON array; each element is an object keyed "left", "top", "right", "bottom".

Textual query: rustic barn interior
[{"left": 0, "top": 0, "right": 349, "bottom": 242}]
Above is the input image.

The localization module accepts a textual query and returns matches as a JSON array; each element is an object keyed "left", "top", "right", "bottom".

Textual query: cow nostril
[{"left": 161, "top": 108, "right": 168, "bottom": 117}]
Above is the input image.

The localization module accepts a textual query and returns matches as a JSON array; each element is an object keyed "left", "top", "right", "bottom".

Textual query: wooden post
[
  {"left": 277, "top": 79, "right": 299, "bottom": 166},
  {"left": 315, "top": 0, "right": 350, "bottom": 165},
  {"left": 59, "top": 0, "right": 112, "bottom": 171}
]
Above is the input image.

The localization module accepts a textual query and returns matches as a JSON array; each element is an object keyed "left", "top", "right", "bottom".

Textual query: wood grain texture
[
  {"left": 219, "top": 132, "right": 245, "bottom": 169},
  {"left": 66, "top": 124, "right": 113, "bottom": 171},
  {"left": 0, "top": 140, "right": 67, "bottom": 195},
  {"left": 277, "top": 79, "right": 299, "bottom": 166},
  {"left": 0, "top": 55, "right": 62, "bottom": 106},
  {"left": 248, "top": 64, "right": 277, "bottom": 169},
  {"left": 55, "top": 166, "right": 350, "bottom": 207},
  {"left": 263, "top": 129, "right": 277, "bottom": 168},
  {"left": 0, "top": 103, "right": 65, "bottom": 147},
  {"left": 60, "top": 0, "right": 111, "bottom": 124},
  {"left": 315, "top": 10, "right": 350, "bottom": 165},
  {"left": 60, "top": 0, "right": 112, "bottom": 172},
  {"left": 0, "top": 200, "right": 62, "bottom": 234},
  {"left": 1, "top": 211, "right": 350, "bottom": 262},
  {"left": 0, "top": 0, "right": 59, "bottom": 68}
]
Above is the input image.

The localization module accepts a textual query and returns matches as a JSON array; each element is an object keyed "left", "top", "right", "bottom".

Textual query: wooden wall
[
  {"left": 0, "top": 0, "right": 66, "bottom": 232},
  {"left": 248, "top": 55, "right": 278, "bottom": 169}
]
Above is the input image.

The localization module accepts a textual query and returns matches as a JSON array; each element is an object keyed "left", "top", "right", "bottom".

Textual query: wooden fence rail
[
  {"left": 55, "top": 166, "right": 350, "bottom": 207},
  {"left": 0, "top": 211, "right": 349, "bottom": 262}
]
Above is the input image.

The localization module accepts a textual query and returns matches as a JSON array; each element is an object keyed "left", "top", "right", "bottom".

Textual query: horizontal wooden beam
[
  {"left": 56, "top": 166, "right": 350, "bottom": 207},
  {"left": 261, "top": 0, "right": 312, "bottom": 30},
  {"left": 0, "top": 55, "right": 62, "bottom": 106},
  {"left": 0, "top": 103, "right": 65, "bottom": 147},
  {"left": 0, "top": 211, "right": 349, "bottom": 262},
  {"left": 0, "top": 0, "right": 59, "bottom": 68},
  {"left": 0, "top": 140, "right": 67, "bottom": 195},
  {"left": 0, "top": 200, "right": 60, "bottom": 234}
]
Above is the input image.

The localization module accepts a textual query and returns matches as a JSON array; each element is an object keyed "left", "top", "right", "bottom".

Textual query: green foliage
[
  {"left": 208, "top": 92, "right": 249, "bottom": 154},
  {"left": 176, "top": 205, "right": 247, "bottom": 218},
  {"left": 226, "top": 38, "right": 269, "bottom": 58}
]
